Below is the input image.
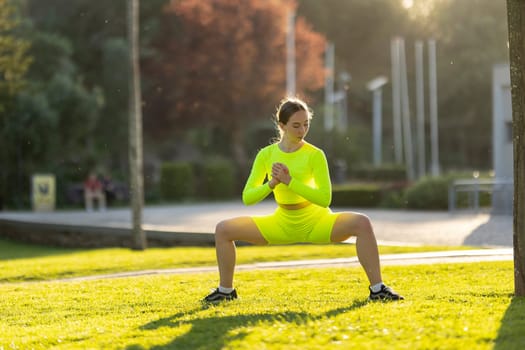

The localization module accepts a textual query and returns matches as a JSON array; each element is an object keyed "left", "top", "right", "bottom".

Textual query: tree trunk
[
  {"left": 507, "top": 0, "right": 525, "bottom": 296},
  {"left": 128, "top": 0, "right": 146, "bottom": 250}
]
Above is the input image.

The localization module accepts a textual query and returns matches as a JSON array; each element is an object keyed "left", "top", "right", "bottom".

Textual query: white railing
[{"left": 448, "top": 179, "right": 513, "bottom": 214}]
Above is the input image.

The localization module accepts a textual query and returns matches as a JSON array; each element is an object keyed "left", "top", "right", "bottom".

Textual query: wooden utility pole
[
  {"left": 127, "top": 0, "right": 146, "bottom": 250},
  {"left": 507, "top": 0, "right": 525, "bottom": 296}
]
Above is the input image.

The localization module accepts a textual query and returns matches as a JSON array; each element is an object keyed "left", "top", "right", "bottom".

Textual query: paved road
[{"left": 0, "top": 200, "right": 513, "bottom": 247}]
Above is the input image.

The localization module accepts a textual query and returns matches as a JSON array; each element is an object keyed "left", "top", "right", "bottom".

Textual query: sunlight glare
[
  {"left": 402, "top": 0, "right": 414, "bottom": 9},
  {"left": 402, "top": 0, "right": 441, "bottom": 20}
]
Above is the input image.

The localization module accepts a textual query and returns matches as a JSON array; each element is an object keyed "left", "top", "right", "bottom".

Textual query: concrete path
[{"left": 0, "top": 200, "right": 513, "bottom": 247}]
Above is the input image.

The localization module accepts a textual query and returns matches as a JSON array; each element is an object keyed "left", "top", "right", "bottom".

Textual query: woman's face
[{"left": 280, "top": 110, "right": 310, "bottom": 142}]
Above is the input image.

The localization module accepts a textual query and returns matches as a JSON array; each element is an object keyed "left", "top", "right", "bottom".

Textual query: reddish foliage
[{"left": 143, "top": 0, "right": 326, "bottom": 139}]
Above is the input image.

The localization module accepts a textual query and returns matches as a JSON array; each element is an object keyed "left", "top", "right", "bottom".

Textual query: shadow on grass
[
  {"left": 494, "top": 296, "right": 525, "bottom": 350},
  {"left": 128, "top": 299, "right": 369, "bottom": 349}
]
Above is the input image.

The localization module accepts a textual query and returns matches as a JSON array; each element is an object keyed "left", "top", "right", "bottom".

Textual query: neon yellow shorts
[{"left": 252, "top": 204, "right": 341, "bottom": 244}]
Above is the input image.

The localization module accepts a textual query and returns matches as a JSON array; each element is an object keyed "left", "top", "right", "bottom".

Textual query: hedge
[
  {"left": 332, "top": 184, "right": 383, "bottom": 207},
  {"left": 403, "top": 175, "right": 493, "bottom": 210},
  {"left": 200, "top": 157, "right": 236, "bottom": 199},
  {"left": 348, "top": 164, "right": 407, "bottom": 182},
  {"left": 159, "top": 161, "right": 195, "bottom": 201}
]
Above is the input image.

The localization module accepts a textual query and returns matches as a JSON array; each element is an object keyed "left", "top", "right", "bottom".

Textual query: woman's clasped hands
[{"left": 269, "top": 162, "right": 291, "bottom": 189}]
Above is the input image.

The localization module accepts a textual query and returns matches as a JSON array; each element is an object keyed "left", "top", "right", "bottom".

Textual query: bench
[
  {"left": 66, "top": 181, "right": 129, "bottom": 206},
  {"left": 448, "top": 178, "right": 513, "bottom": 214}
]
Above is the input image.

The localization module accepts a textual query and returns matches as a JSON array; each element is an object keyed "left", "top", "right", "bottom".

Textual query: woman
[{"left": 203, "top": 97, "right": 403, "bottom": 303}]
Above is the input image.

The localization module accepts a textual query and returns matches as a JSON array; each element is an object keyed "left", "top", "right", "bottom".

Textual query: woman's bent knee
[
  {"left": 355, "top": 213, "right": 372, "bottom": 233},
  {"left": 331, "top": 212, "right": 374, "bottom": 242},
  {"left": 215, "top": 219, "right": 232, "bottom": 241}
]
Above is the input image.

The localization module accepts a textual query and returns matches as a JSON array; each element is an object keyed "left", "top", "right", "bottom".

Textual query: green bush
[
  {"left": 159, "top": 161, "right": 194, "bottom": 201},
  {"left": 378, "top": 182, "right": 409, "bottom": 208},
  {"left": 349, "top": 164, "right": 407, "bottom": 182},
  {"left": 332, "top": 184, "right": 383, "bottom": 207},
  {"left": 381, "top": 191, "right": 406, "bottom": 209},
  {"left": 403, "top": 176, "right": 452, "bottom": 210},
  {"left": 201, "top": 157, "right": 236, "bottom": 199},
  {"left": 403, "top": 174, "right": 494, "bottom": 210}
]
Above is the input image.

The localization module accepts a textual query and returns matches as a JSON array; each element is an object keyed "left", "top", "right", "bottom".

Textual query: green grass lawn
[
  {"left": 0, "top": 237, "right": 473, "bottom": 282},
  {"left": 1, "top": 261, "right": 523, "bottom": 349},
  {"left": 1, "top": 238, "right": 522, "bottom": 349}
]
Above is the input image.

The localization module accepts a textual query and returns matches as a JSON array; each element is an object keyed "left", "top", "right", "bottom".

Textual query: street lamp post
[
  {"left": 367, "top": 76, "right": 388, "bottom": 167},
  {"left": 337, "top": 71, "right": 351, "bottom": 130}
]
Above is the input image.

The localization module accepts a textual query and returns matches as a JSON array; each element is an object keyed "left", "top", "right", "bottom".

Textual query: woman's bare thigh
[{"left": 216, "top": 216, "right": 268, "bottom": 245}]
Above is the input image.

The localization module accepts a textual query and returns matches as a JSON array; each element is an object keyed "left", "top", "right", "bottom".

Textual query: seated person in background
[
  {"left": 100, "top": 173, "right": 116, "bottom": 205},
  {"left": 83, "top": 172, "right": 106, "bottom": 212}
]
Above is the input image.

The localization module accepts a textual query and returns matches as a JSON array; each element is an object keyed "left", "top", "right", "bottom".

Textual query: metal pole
[
  {"left": 428, "top": 39, "right": 440, "bottom": 176},
  {"left": 286, "top": 11, "right": 296, "bottom": 96},
  {"left": 341, "top": 89, "right": 348, "bottom": 130},
  {"left": 400, "top": 38, "right": 415, "bottom": 181},
  {"left": 324, "top": 42, "right": 335, "bottom": 133},
  {"left": 391, "top": 37, "right": 403, "bottom": 164},
  {"left": 415, "top": 40, "right": 426, "bottom": 178},
  {"left": 373, "top": 88, "right": 383, "bottom": 166},
  {"left": 332, "top": 72, "right": 351, "bottom": 131}
]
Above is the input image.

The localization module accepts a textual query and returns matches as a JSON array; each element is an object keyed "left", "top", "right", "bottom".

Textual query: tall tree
[
  {"left": 23, "top": 0, "right": 165, "bottom": 176},
  {"left": 143, "top": 0, "right": 326, "bottom": 174},
  {"left": 507, "top": 0, "right": 525, "bottom": 296},
  {"left": 0, "top": 0, "right": 31, "bottom": 103},
  {"left": 0, "top": 0, "right": 32, "bottom": 208},
  {"left": 1, "top": 27, "right": 105, "bottom": 208}
]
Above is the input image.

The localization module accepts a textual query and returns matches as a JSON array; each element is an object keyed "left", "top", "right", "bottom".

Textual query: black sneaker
[
  {"left": 203, "top": 288, "right": 238, "bottom": 303},
  {"left": 368, "top": 284, "right": 404, "bottom": 301}
]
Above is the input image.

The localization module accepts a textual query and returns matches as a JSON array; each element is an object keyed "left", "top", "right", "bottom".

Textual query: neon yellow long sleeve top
[{"left": 242, "top": 142, "right": 332, "bottom": 207}]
